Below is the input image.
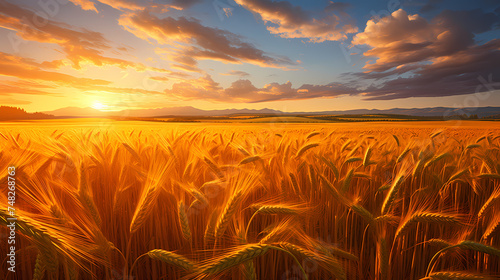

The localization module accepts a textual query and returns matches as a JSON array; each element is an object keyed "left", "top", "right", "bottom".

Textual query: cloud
[
  {"left": 221, "top": 70, "right": 250, "bottom": 77},
  {"left": 353, "top": 9, "right": 500, "bottom": 72},
  {"left": 359, "top": 40, "right": 500, "bottom": 100},
  {"left": 0, "top": 97, "right": 32, "bottom": 105},
  {"left": 0, "top": 52, "right": 112, "bottom": 87},
  {"left": 66, "top": 0, "right": 176, "bottom": 12},
  {"left": 68, "top": 0, "right": 98, "bottom": 12},
  {"left": 0, "top": 52, "right": 169, "bottom": 97},
  {"left": 66, "top": 0, "right": 184, "bottom": 12},
  {"left": 234, "top": 0, "right": 357, "bottom": 42},
  {"left": 166, "top": 0, "right": 203, "bottom": 9},
  {"left": 149, "top": 76, "right": 169, "bottom": 82},
  {"left": 95, "top": 0, "right": 146, "bottom": 11},
  {"left": 0, "top": 0, "right": 179, "bottom": 75},
  {"left": 0, "top": 80, "right": 56, "bottom": 96},
  {"left": 419, "top": 0, "right": 443, "bottom": 13},
  {"left": 164, "top": 74, "right": 358, "bottom": 103},
  {"left": 350, "top": 9, "right": 500, "bottom": 100},
  {"left": 119, "top": 10, "right": 296, "bottom": 70}
]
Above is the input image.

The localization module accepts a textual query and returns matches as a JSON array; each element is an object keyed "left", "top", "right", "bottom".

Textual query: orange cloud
[
  {"left": 234, "top": 0, "right": 358, "bottom": 42},
  {"left": 0, "top": 1, "right": 175, "bottom": 74},
  {"left": 68, "top": 0, "right": 98, "bottom": 12},
  {"left": 96, "top": 0, "right": 145, "bottom": 11},
  {"left": 0, "top": 52, "right": 170, "bottom": 98},
  {"left": 164, "top": 75, "right": 357, "bottom": 103},
  {"left": 149, "top": 76, "right": 169, "bottom": 82},
  {"left": 65, "top": 0, "right": 192, "bottom": 12},
  {"left": 0, "top": 97, "right": 31, "bottom": 105},
  {"left": 0, "top": 80, "right": 56, "bottom": 96},
  {"left": 0, "top": 52, "right": 111, "bottom": 87},
  {"left": 119, "top": 10, "right": 296, "bottom": 70},
  {"left": 221, "top": 70, "right": 250, "bottom": 77}
]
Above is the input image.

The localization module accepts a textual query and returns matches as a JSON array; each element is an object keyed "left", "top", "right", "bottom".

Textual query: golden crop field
[{"left": 1, "top": 121, "right": 500, "bottom": 280}]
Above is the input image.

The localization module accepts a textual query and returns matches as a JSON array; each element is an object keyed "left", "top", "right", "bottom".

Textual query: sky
[{"left": 0, "top": 0, "right": 499, "bottom": 113}]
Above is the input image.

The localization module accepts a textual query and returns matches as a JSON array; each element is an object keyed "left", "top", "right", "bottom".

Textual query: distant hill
[
  {"left": 42, "top": 106, "right": 500, "bottom": 118},
  {"left": 43, "top": 107, "right": 109, "bottom": 117},
  {"left": 43, "top": 106, "right": 283, "bottom": 117},
  {"left": 0, "top": 106, "right": 54, "bottom": 121},
  {"left": 305, "top": 107, "right": 500, "bottom": 118}
]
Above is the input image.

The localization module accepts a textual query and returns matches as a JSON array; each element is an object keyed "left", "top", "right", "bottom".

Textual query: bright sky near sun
[{"left": 0, "top": 0, "right": 499, "bottom": 112}]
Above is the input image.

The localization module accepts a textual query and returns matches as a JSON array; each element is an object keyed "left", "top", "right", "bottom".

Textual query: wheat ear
[
  {"left": 202, "top": 244, "right": 270, "bottom": 275},
  {"left": 145, "top": 249, "right": 198, "bottom": 271},
  {"left": 396, "top": 212, "right": 461, "bottom": 239},
  {"left": 381, "top": 174, "right": 405, "bottom": 215},
  {"left": 178, "top": 201, "right": 191, "bottom": 242},
  {"left": 296, "top": 143, "right": 319, "bottom": 158},
  {"left": 214, "top": 190, "right": 243, "bottom": 239},
  {"left": 422, "top": 271, "right": 490, "bottom": 280}
]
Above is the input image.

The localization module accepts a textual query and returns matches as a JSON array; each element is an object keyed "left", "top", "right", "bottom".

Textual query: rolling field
[{"left": 1, "top": 120, "right": 500, "bottom": 280}]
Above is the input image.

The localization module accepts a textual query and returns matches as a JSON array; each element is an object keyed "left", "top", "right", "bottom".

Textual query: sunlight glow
[{"left": 92, "top": 102, "right": 109, "bottom": 111}]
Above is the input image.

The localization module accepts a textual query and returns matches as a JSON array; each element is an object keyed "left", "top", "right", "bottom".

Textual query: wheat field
[{"left": 1, "top": 122, "right": 500, "bottom": 280}]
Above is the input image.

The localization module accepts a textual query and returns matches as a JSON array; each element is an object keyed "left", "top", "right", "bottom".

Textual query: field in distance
[{"left": 149, "top": 113, "right": 486, "bottom": 123}]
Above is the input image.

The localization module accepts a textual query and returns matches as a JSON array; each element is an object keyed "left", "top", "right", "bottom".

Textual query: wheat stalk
[
  {"left": 319, "top": 173, "right": 349, "bottom": 206},
  {"left": 278, "top": 242, "right": 345, "bottom": 280},
  {"left": 33, "top": 253, "right": 46, "bottom": 280},
  {"left": 344, "top": 157, "right": 362, "bottom": 164},
  {"left": 214, "top": 190, "right": 243, "bottom": 239},
  {"left": 381, "top": 174, "right": 405, "bottom": 215},
  {"left": 259, "top": 219, "right": 296, "bottom": 244},
  {"left": 478, "top": 188, "right": 500, "bottom": 218},
  {"left": 350, "top": 203, "right": 375, "bottom": 226},
  {"left": 482, "top": 217, "right": 500, "bottom": 239},
  {"left": 392, "top": 134, "right": 400, "bottom": 146},
  {"left": 423, "top": 271, "right": 490, "bottom": 280},
  {"left": 427, "top": 241, "right": 500, "bottom": 276},
  {"left": 430, "top": 130, "right": 443, "bottom": 139},
  {"left": 296, "top": 143, "right": 319, "bottom": 158},
  {"left": 456, "top": 241, "right": 500, "bottom": 257},
  {"left": 147, "top": 249, "right": 198, "bottom": 271},
  {"left": 478, "top": 173, "right": 500, "bottom": 180},
  {"left": 341, "top": 169, "right": 354, "bottom": 193},
  {"left": 204, "top": 210, "right": 218, "bottom": 246},
  {"left": 341, "top": 139, "right": 352, "bottom": 153},
  {"left": 203, "top": 156, "right": 225, "bottom": 181},
  {"left": 318, "top": 243, "right": 358, "bottom": 261},
  {"left": 289, "top": 172, "right": 301, "bottom": 194},
  {"left": 252, "top": 204, "right": 300, "bottom": 215},
  {"left": 129, "top": 180, "right": 161, "bottom": 234},
  {"left": 396, "top": 212, "right": 461, "bottom": 238},
  {"left": 378, "top": 238, "right": 388, "bottom": 280},
  {"left": 190, "top": 188, "right": 209, "bottom": 208},
  {"left": 78, "top": 166, "right": 102, "bottom": 227},
  {"left": 397, "top": 147, "right": 411, "bottom": 163},
  {"left": 178, "top": 201, "right": 191, "bottom": 242},
  {"left": 426, "top": 239, "right": 453, "bottom": 248},
  {"left": 239, "top": 155, "right": 262, "bottom": 165},
  {"left": 363, "top": 146, "right": 374, "bottom": 167},
  {"left": 375, "top": 214, "right": 400, "bottom": 224},
  {"left": 306, "top": 131, "right": 320, "bottom": 139},
  {"left": 202, "top": 244, "right": 270, "bottom": 274}
]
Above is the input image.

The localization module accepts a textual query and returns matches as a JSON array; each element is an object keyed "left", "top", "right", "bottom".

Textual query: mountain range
[{"left": 41, "top": 106, "right": 500, "bottom": 118}]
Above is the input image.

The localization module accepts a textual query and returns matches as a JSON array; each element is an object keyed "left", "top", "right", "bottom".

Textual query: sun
[{"left": 92, "top": 102, "right": 109, "bottom": 111}]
